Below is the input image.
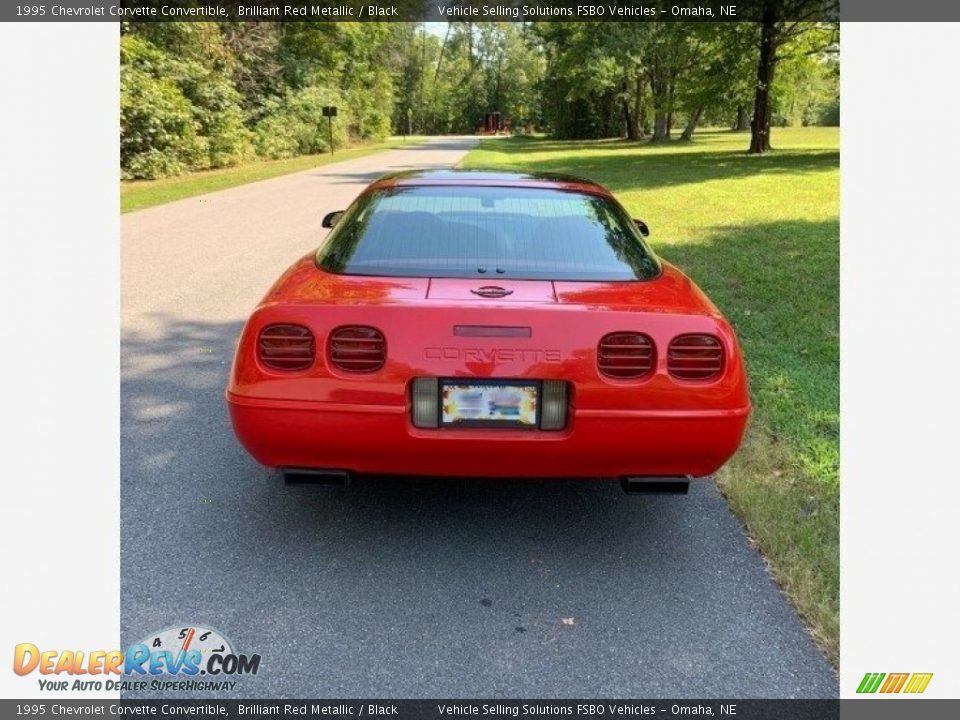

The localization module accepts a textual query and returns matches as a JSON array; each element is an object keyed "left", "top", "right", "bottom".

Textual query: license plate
[{"left": 440, "top": 380, "right": 539, "bottom": 428}]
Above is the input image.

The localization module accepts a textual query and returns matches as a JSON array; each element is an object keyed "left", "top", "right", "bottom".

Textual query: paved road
[{"left": 121, "top": 136, "right": 836, "bottom": 698}]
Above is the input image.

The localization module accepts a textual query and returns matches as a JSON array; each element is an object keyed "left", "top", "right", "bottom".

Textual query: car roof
[{"left": 367, "top": 169, "right": 614, "bottom": 197}]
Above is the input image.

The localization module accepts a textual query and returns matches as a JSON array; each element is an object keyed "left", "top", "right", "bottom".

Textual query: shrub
[
  {"left": 120, "top": 34, "right": 252, "bottom": 178},
  {"left": 166, "top": 56, "right": 252, "bottom": 169},
  {"left": 120, "top": 64, "right": 200, "bottom": 179},
  {"left": 344, "top": 69, "right": 393, "bottom": 141},
  {"left": 251, "top": 98, "right": 301, "bottom": 159},
  {"left": 253, "top": 86, "right": 350, "bottom": 159},
  {"left": 817, "top": 99, "right": 840, "bottom": 127}
]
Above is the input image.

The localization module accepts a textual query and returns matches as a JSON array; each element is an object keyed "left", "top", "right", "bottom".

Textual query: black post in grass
[{"left": 323, "top": 106, "right": 338, "bottom": 154}]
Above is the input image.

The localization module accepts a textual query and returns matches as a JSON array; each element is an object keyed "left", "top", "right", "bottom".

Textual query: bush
[
  {"left": 120, "top": 34, "right": 252, "bottom": 179},
  {"left": 121, "top": 25, "right": 396, "bottom": 179},
  {"left": 344, "top": 69, "right": 393, "bottom": 141},
  {"left": 817, "top": 99, "right": 840, "bottom": 126},
  {"left": 120, "top": 64, "right": 201, "bottom": 179},
  {"left": 250, "top": 98, "right": 302, "bottom": 159},
  {"left": 166, "top": 56, "right": 252, "bottom": 169},
  {"left": 253, "top": 86, "right": 350, "bottom": 159}
]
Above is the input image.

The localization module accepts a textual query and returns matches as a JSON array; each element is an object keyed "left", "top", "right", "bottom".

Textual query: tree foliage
[
  {"left": 121, "top": 22, "right": 404, "bottom": 179},
  {"left": 120, "top": 20, "right": 839, "bottom": 178},
  {"left": 533, "top": 20, "right": 836, "bottom": 146}
]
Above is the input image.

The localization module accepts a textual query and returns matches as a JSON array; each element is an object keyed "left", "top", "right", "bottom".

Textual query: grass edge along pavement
[
  {"left": 121, "top": 136, "right": 429, "bottom": 214},
  {"left": 462, "top": 128, "right": 840, "bottom": 666}
]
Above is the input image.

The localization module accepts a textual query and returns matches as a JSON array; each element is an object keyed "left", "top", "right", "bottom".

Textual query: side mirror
[
  {"left": 633, "top": 219, "right": 650, "bottom": 237},
  {"left": 322, "top": 211, "right": 345, "bottom": 229}
]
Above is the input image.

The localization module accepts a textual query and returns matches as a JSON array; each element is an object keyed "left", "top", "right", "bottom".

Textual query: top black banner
[{"left": 1, "top": 0, "right": 931, "bottom": 23}]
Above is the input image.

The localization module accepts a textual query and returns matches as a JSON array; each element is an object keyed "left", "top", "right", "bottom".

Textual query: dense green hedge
[
  {"left": 120, "top": 24, "right": 394, "bottom": 180},
  {"left": 121, "top": 35, "right": 251, "bottom": 179}
]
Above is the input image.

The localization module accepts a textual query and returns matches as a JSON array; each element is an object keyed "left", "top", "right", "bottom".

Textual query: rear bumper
[{"left": 226, "top": 392, "right": 749, "bottom": 479}]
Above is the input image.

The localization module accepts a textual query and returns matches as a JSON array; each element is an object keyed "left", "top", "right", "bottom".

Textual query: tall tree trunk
[
  {"left": 621, "top": 77, "right": 637, "bottom": 140},
  {"left": 667, "top": 80, "right": 675, "bottom": 140},
  {"left": 735, "top": 104, "right": 750, "bottom": 131},
  {"left": 633, "top": 74, "right": 645, "bottom": 138},
  {"left": 652, "top": 112, "right": 669, "bottom": 142},
  {"left": 434, "top": 22, "right": 453, "bottom": 83},
  {"left": 680, "top": 105, "right": 704, "bottom": 141},
  {"left": 749, "top": 9, "right": 778, "bottom": 154},
  {"left": 418, "top": 28, "right": 427, "bottom": 133},
  {"left": 665, "top": 81, "right": 675, "bottom": 139},
  {"left": 649, "top": 72, "right": 670, "bottom": 143}
]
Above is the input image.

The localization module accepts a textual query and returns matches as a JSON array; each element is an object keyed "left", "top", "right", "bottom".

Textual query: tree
[
  {"left": 120, "top": 21, "right": 410, "bottom": 178},
  {"left": 644, "top": 23, "right": 700, "bottom": 143},
  {"left": 533, "top": 22, "right": 647, "bottom": 140},
  {"left": 673, "top": 24, "right": 757, "bottom": 142},
  {"left": 748, "top": 1, "right": 839, "bottom": 153}
]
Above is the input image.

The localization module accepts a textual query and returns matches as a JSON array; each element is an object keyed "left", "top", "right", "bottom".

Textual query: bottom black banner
[
  {"left": 6, "top": 699, "right": 960, "bottom": 720},
  {"left": 0, "top": 699, "right": 844, "bottom": 720}
]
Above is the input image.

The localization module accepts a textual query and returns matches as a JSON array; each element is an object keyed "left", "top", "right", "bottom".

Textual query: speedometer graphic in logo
[{"left": 136, "top": 625, "right": 233, "bottom": 671}]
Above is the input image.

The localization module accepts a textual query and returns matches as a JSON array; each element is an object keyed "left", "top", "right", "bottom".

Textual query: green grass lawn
[
  {"left": 121, "top": 136, "right": 428, "bottom": 214},
  {"left": 463, "top": 127, "right": 840, "bottom": 664}
]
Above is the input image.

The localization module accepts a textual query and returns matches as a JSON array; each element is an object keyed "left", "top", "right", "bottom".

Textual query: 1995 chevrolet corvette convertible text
[{"left": 226, "top": 170, "right": 750, "bottom": 493}]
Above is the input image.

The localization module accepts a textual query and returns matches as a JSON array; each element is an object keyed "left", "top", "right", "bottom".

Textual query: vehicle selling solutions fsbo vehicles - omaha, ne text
[{"left": 226, "top": 170, "right": 750, "bottom": 494}]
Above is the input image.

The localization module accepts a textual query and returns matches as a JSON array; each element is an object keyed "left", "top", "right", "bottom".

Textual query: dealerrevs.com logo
[
  {"left": 856, "top": 672, "right": 933, "bottom": 694},
  {"left": 13, "top": 625, "right": 261, "bottom": 692}
]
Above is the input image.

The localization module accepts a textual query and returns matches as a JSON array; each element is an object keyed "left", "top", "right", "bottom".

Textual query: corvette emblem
[
  {"left": 470, "top": 286, "right": 513, "bottom": 298},
  {"left": 424, "top": 347, "right": 562, "bottom": 363}
]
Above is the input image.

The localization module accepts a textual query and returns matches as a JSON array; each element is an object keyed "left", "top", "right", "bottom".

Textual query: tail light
[
  {"left": 539, "top": 380, "right": 568, "bottom": 430},
  {"left": 598, "top": 332, "right": 655, "bottom": 379},
  {"left": 258, "top": 324, "right": 315, "bottom": 371},
  {"left": 668, "top": 334, "right": 724, "bottom": 380},
  {"left": 411, "top": 377, "right": 439, "bottom": 428},
  {"left": 329, "top": 326, "right": 386, "bottom": 372}
]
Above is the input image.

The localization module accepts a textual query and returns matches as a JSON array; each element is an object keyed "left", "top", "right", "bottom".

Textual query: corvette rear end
[{"left": 226, "top": 171, "right": 750, "bottom": 488}]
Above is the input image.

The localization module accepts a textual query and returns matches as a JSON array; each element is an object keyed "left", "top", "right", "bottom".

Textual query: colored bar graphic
[
  {"left": 880, "top": 673, "right": 909, "bottom": 693},
  {"left": 857, "top": 672, "right": 885, "bottom": 693},
  {"left": 903, "top": 673, "right": 933, "bottom": 694},
  {"left": 857, "top": 672, "right": 933, "bottom": 694}
]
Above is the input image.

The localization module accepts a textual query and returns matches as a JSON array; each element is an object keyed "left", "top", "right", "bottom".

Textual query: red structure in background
[{"left": 477, "top": 111, "right": 511, "bottom": 135}]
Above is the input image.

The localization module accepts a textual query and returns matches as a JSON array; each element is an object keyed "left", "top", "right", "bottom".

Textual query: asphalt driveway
[{"left": 120, "top": 136, "right": 836, "bottom": 698}]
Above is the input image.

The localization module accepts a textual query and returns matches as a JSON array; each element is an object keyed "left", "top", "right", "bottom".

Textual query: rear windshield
[{"left": 316, "top": 186, "right": 661, "bottom": 281}]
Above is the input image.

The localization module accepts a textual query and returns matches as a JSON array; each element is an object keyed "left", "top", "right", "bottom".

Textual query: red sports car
[{"left": 226, "top": 170, "right": 749, "bottom": 493}]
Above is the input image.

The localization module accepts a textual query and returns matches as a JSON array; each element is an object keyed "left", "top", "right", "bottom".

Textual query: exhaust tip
[
  {"left": 620, "top": 477, "right": 690, "bottom": 495},
  {"left": 282, "top": 468, "right": 352, "bottom": 486}
]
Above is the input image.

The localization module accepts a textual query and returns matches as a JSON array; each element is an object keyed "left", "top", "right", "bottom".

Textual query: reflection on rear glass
[{"left": 318, "top": 186, "right": 661, "bottom": 281}]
